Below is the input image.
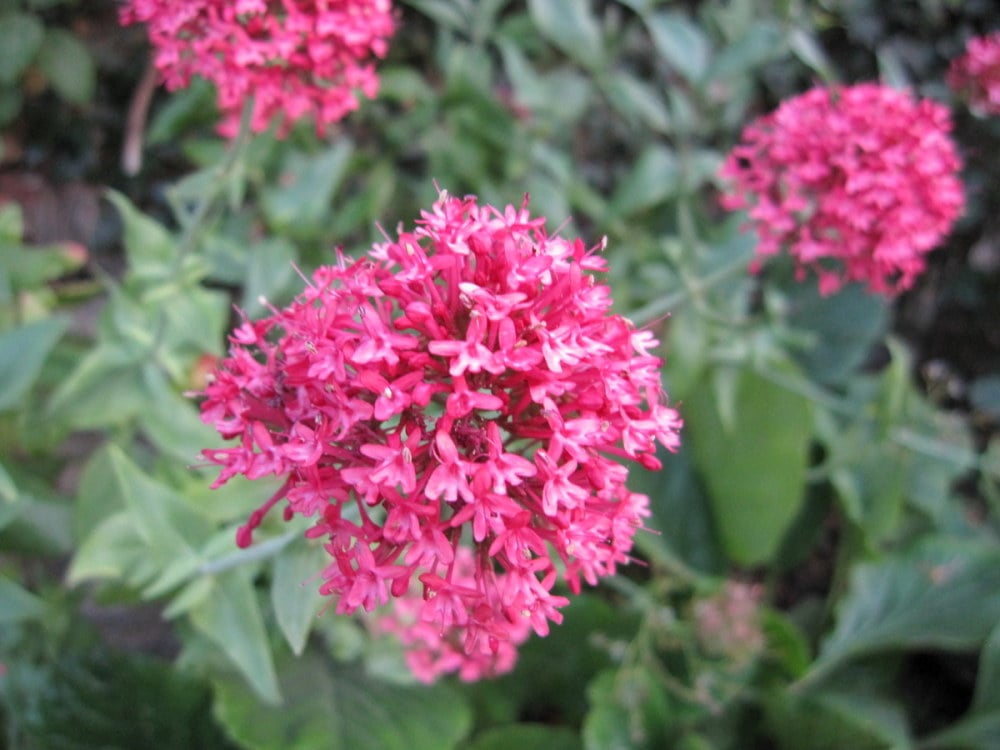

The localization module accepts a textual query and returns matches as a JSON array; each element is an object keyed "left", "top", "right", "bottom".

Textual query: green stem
[{"left": 629, "top": 246, "right": 755, "bottom": 327}]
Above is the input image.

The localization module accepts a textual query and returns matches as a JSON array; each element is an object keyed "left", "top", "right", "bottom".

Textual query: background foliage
[{"left": 2, "top": 0, "right": 1000, "bottom": 748}]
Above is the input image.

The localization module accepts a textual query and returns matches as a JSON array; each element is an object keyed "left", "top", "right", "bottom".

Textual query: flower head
[
  {"left": 720, "top": 83, "right": 964, "bottom": 295},
  {"left": 948, "top": 31, "right": 1000, "bottom": 116},
  {"left": 199, "top": 191, "right": 681, "bottom": 680},
  {"left": 121, "top": 0, "right": 395, "bottom": 137}
]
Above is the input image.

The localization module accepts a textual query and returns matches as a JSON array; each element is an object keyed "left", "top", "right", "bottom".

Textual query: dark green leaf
[
  {"left": 765, "top": 680, "right": 911, "bottom": 750},
  {"left": 467, "top": 724, "right": 581, "bottom": 750},
  {"left": 583, "top": 668, "right": 673, "bottom": 750},
  {"left": 0, "top": 12, "right": 44, "bottom": 84},
  {"left": 20, "top": 648, "right": 236, "bottom": 750},
  {"left": 785, "top": 281, "right": 888, "bottom": 387},
  {"left": 810, "top": 539, "right": 1000, "bottom": 682},
  {"left": 35, "top": 28, "right": 95, "bottom": 104},
  {"left": 213, "top": 653, "right": 472, "bottom": 749}
]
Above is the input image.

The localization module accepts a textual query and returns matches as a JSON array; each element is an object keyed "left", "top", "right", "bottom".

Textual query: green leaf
[
  {"left": 602, "top": 71, "right": 671, "bottom": 134},
  {"left": 271, "top": 539, "right": 326, "bottom": 656},
  {"left": 20, "top": 648, "right": 234, "bottom": 750},
  {"left": 402, "top": 0, "right": 469, "bottom": 31},
  {"left": 707, "top": 21, "right": 786, "bottom": 80},
  {"left": 35, "top": 28, "right": 95, "bottom": 104},
  {"left": 46, "top": 344, "right": 144, "bottom": 429},
  {"left": 528, "top": 0, "right": 604, "bottom": 70},
  {"left": 105, "top": 190, "right": 177, "bottom": 282},
  {"left": 191, "top": 570, "right": 281, "bottom": 705},
  {"left": 0, "top": 12, "right": 44, "bottom": 84},
  {"left": 785, "top": 281, "right": 888, "bottom": 387},
  {"left": 107, "top": 446, "right": 213, "bottom": 575},
  {"left": 609, "top": 145, "right": 679, "bottom": 218},
  {"left": 921, "top": 713, "right": 1000, "bottom": 750},
  {"left": 241, "top": 237, "right": 297, "bottom": 317},
  {"left": 66, "top": 512, "right": 144, "bottom": 585},
  {"left": 467, "top": 724, "right": 581, "bottom": 750},
  {"left": 139, "top": 365, "right": 218, "bottom": 463},
  {"left": 809, "top": 539, "right": 1000, "bottom": 683},
  {"left": 0, "top": 315, "right": 67, "bottom": 411},
  {"left": 630, "top": 444, "right": 724, "bottom": 575},
  {"left": 477, "top": 594, "right": 638, "bottom": 727},
  {"left": 686, "top": 366, "right": 812, "bottom": 565},
  {"left": 583, "top": 668, "right": 673, "bottom": 750},
  {"left": 646, "top": 11, "right": 712, "bottom": 83},
  {"left": 261, "top": 141, "right": 353, "bottom": 236},
  {"left": 974, "top": 623, "right": 1000, "bottom": 713},
  {"left": 0, "top": 574, "right": 45, "bottom": 623},
  {"left": 765, "top": 678, "right": 912, "bottom": 750},
  {"left": 213, "top": 652, "right": 472, "bottom": 749}
]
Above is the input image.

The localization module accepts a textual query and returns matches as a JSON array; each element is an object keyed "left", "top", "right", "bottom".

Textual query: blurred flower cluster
[
  {"left": 720, "top": 83, "right": 964, "bottom": 295},
  {"left": 948, "top": 31, "right": 1000, "bottom": 116},
  {"left": 121, "top": 0, "right": 395, "bottom": 136}
]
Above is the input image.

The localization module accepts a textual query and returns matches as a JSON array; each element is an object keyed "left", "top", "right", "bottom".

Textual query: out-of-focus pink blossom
[
  {"left": 720, "top": 83, "right": 964, "bottom": 295},
  {"left": 199, "top": 191, "right": 681, "bottom": 681},
  {"left": 120, "top": 0, "right": 395, "bottom": 137},
  {"left": 948, "top": 31, "right": 1000, "bottom": 116}
]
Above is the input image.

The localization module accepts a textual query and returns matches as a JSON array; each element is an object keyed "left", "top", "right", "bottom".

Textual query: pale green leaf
[
  {"left": 0, "top": 316, "right": 67, "bottom": 411},
  {"left": 646, "top": 11, "right": 712, "bottom": 82},
  {"left": 191, "top": 570, "right": 281, "bottom": 705},
  {"left": 528, "top": 0, "right": 604, "bottom": 70},
  {"left": 609, "top": 145, "right": 679, "bottom": 217},
  {"left": 271, "top": 539, "right": 327, "bottom": 656},
  {"left": 0, "top": 574, "right": 45, "bottom": 623}
]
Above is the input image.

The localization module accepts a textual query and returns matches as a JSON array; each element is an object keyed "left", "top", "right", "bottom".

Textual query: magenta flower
[
  {"left": 120, "top": 0, "right": 396, "bottom": 137},
  {"left": 720, "top": 83, "right": 964, "bottom": 295},
  {"left": 199, "top": 191, "right": 681, "bottom": 680},
  {"left": 948, "top": 31, "right": 1000, "bottom": 116}
]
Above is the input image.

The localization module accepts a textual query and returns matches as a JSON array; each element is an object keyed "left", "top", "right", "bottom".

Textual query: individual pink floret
[
  {"left": 120, "top": 0, "right": 396, "bottom": 137},
  {"left": 948, "top": 31, "right": 1000, "bottom": 116},
  {"left": 199, "top": 191, "right": 682, "bottom": 680},
  {"left": 720, "top": 83, "right": 964, "bottom": 295}
]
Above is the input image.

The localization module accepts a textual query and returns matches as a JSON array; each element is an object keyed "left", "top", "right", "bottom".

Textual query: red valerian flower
[
  {"left": 199, "top": 191, "right": 681, "bottom": 680},
  {"left": 120, "top": 0, "right": 395, "bottom": 137},
  {"left": 948, "top": 31, "right": 1000, "bottom": 116},
  {"left": 720, "top": 83, "right": 964, "bottom": 295}
]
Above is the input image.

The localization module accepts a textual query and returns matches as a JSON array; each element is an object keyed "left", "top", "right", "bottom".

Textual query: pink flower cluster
[
  {"left": 120, "top": 0, "right": 395, "bottom": 137},
  {"left": 720, "top": 83, "right": 964, "bottom": 295},
  {"left": 199, "top": 191, "right": 681, "bottom": 680},
  {"left": 948, "top": 31, "right": 1000, "bottom": 116}
]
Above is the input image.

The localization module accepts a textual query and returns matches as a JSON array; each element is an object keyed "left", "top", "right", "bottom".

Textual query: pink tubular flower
[
  {"left": 120, "top": 0, "right": 395, "bottom": 137},
  {"left": 720, "top": 83, "right": 964, "bottom": 295},
  {"left": 948, "top": 31, "right": 1000, "bottom": 116},
  {"left": 199, "top": 191, "right": 682, "bottom": 680}
]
